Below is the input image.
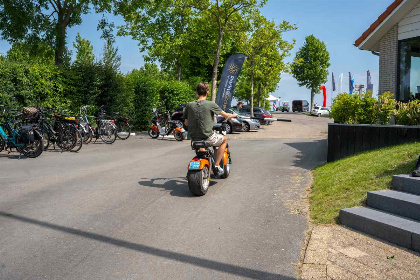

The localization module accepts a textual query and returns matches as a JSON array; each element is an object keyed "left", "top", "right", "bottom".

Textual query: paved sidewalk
[{"left": 300, "top": 225, "right": 420, "bottom": 279}]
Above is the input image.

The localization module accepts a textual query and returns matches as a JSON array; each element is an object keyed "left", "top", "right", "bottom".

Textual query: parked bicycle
[
  {"left": 93, "top": 106, "right": 117, "bottom": 144},
  {"left": 112, "top": 112, "right": 131, "bottom": 140},
  {"left": 0, "top": 106, "right": 43, "bottom": 158}
]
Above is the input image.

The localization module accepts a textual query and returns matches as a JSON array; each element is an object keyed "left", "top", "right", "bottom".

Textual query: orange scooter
[
  {"left": 187, "top": 124, "right": 231, "bottom": 196},
  {"left": 148, "top": 109, "right": 186, "bottom": 141}
]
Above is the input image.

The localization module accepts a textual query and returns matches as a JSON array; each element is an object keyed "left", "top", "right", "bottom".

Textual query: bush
[
  {"left": 125, "top": 69, "right": 160, "bottom": 130},
  {"left": 394, "top": 100, "right": 420, "bottom": 125},
  {"left": 158, "top": 80, "right": 195, "bottom": 112},
  {"left": 0, "top": 60, "right": 69, "bottom": 109},
  {"left": 355, "top": 92, "right": 377, "bottom": 124},
  {"left": 378, "top": 92, "right": 396, "bottom": 125},
  {"left": 330, "top": 93, "right": 360, "bottom": 124}
]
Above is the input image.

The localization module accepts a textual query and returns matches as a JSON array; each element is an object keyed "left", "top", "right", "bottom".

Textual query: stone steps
[
  {"left": 340, "top": 174, "right": 420, "bottom": 252},
  {"left": 340, "top": 207, "right": 420, "bottom": 252},
  {"left": 367, "top": 190, "right": 420, "bottom": 221}
]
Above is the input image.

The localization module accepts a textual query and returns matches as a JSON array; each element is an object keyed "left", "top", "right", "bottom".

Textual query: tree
[
  {"left": 193, "top": 0, "right": 266, "bottom": 101},
  {"left": 73, "top": 33, "right": 95, "bottom": 66},
  {"left": 291, "top": 35, "right": 330, "bottom": 110},
  {"left": 238, "top": 15, "right": 295, "bottom": 116},
  {"left": 117, "top": 0, "right": 192, "bottom": 81},
  {"left": 0, "top": 0, "right": 113, "bottom": 66},
  {"left": 101, "top": 39, "right": 121, "bottom": 71}
]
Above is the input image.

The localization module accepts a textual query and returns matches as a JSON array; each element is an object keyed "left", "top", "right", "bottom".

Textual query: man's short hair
[
  {"left": 237, "top": 102, "right": 243, "bottom": 106},
  {"left": 196, "top": 83, "right": 209, "bottom": 96}
]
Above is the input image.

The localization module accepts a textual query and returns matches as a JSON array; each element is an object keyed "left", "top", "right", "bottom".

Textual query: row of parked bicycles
[{"left": 0, "top": 105, "right": 131, "bottom": 158}]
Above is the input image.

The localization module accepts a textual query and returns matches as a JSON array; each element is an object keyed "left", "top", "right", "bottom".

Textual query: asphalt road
[{"left": 0, "top": 124, "right": 327, "bottom": 279}]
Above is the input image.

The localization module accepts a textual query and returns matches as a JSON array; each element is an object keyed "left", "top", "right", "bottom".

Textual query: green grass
[{"left": 311, "top": 142, "right": 420, "bottom": 224}]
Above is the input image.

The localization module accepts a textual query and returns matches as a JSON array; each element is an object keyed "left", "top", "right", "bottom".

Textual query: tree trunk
[
  {"left": 310, "top": 89, "right": 315, "bottom": 111},
  {"left": 176, "top": 62, "right": 182, "bottom": 81},
  {"left": 250, "top": 60, "right": 255, "bottom": 117},
  {"left": 257, "top": 84, "right": 262, "bottom": 107},
  {"left": 54, "top": 15, "right": 67, "bottom": 66},
  {"left": 210, "top": 30, "right": 224, "bottom": 101}
]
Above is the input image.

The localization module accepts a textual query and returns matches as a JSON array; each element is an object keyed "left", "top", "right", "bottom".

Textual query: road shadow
[
  {"left": 138, "top": 177, "right": 217, "bottom": 197},
  {"left": 0, "top": 151, "right": 28, "bottom": 160},
  {"left": 284, "top": 139, "right": 328, "bottom": 170},
  {"left": 0, "top": 212, "right": 295, "bottom": 280}
]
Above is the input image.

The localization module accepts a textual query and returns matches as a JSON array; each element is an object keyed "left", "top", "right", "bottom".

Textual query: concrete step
[
  {"left": 367, "top": 190, "right": 420, "bottom": 221},
  {"left": 392, "top": 175, "right": 420, "bottom": 195},
  {"left": 340, "top": 207, "right": 420, "bottom": 252}
]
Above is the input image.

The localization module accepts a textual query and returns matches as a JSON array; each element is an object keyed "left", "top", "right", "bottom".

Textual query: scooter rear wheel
[
  {"left": 187, "top": 166, "right": 210, "bottom": 196},
  {"left": 148, "top": 129, "right": 159, "bottom": 139}
]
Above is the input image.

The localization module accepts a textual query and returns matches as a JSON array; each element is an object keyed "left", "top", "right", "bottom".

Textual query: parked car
[
  {"left": 228, "top": 108, "right": 260, "bottom": 132},
  {"left": 216, "top": 115, "right": 244, "bottom": 133},
  {"left": 239, "top": 106, "right": 275, "bottom": 125},
  {"left": 282, "top": 101, "right": 290, "bottom": 112},
  {"left": 292, "top": 100, "right": 310, "bottom": 112},
  {"left": 311, "top": 106, "right": 330, "bottom": 117}
]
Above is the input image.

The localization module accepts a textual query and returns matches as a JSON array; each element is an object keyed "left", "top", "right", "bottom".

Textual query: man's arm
[{"left": 220, "top": 111, "right": 237, "bottom": 120}]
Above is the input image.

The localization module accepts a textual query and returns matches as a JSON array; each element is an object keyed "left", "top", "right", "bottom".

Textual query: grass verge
[{"left": 310, "top": 142, "right": 420, "bottom": 224}]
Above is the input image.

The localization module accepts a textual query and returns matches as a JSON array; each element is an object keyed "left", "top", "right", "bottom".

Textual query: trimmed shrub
[
  {"left": 355, "top": 92, "right": 378, "bottom": 124},
  {"left": 394, "top": 100, "right": 420, "bottom": 125},
  {"left": 158, "top": 80, "right": 195, "bottom": 112},
  {"left": 330, "top": 93, "right": 360, "bottom": 124},
  {"left": 378, "top": 92, "right": 396, "bottom": 125}
]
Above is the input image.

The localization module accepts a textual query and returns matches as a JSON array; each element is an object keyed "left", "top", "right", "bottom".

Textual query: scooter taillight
[{"left": 110, "top": 120, "right": 115, "bottom": 123}]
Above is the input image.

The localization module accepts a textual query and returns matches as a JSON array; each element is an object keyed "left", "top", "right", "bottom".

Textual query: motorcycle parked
[
  {"left": 186, "top": 123, "right": 231, "bottom": 196},
  {"left": 148, "top": 108, "right": 186, "bottom": 141}
]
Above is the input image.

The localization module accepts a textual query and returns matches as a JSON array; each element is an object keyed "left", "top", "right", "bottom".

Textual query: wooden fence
[{"left": 327, "top": 124, "right": 420, "bottom": 162}]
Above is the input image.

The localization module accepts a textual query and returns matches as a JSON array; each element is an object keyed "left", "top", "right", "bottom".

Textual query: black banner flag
[{"left": 216, "top": 53, "right": 247, "bottom": 111}]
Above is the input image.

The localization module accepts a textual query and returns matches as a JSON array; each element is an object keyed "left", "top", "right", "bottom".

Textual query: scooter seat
[{"left": 191, "top": 141, "right": 212, "bottom": 150}]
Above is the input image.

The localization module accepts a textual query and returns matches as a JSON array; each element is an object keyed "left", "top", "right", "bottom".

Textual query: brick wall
[{"left": 378, "top": 25, "right": 398, "bottom": 95}]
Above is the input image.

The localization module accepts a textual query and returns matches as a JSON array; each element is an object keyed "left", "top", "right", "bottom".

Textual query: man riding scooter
[{"left": 184, "top": 83, "right": 237, "bottom": 176}]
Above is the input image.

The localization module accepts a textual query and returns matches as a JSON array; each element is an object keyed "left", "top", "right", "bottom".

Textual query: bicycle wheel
[
  {"left": 42, "top": 132, "right": 50, "bottom": 151},
  {"left": 71, "top": 126, "right": 83, "bottom": 152},
  {"left": 57, "top": 124, "right": 76, "bottom": 151},
  {"left": 22, "top": 133, "right": 44, "bottom": 158},
  {"left": 99, "top": 122, "right": 117, "bottom": 144},
  {"left": 116, "top": 122, "right": 131, "bottom": 140}
]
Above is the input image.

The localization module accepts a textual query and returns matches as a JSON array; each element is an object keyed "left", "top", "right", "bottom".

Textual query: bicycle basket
[{"left": 22, "top": 107, "right": 40, "bottom": 121}]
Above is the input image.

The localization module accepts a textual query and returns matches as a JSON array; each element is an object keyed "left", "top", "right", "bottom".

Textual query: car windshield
[{"left": 314, "top": 107, "right": 319, "bottom": 110}]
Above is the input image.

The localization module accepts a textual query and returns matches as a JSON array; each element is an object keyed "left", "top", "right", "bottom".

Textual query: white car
[{"left": 311, "top": 106, "right": 330, "bottom": 117}]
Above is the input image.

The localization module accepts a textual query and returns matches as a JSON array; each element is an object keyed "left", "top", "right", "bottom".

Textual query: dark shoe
[{"left": 412, "top": 156, "right": 420, "bottom": 177}]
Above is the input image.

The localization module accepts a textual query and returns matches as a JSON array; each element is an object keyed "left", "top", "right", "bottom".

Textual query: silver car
[{"left": 228, "top": 108, "right": 260, "bottom": 132}]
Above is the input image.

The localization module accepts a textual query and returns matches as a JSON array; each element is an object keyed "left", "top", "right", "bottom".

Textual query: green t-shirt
[{"left": 184, "top": 100, "right": 222, "bottom": 140}]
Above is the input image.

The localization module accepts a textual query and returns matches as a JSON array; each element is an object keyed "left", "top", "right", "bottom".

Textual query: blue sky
[{"left": 0, "top": 0, "right": 394, "bottom": 106}]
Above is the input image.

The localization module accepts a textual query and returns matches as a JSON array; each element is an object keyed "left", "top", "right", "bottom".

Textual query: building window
[{"left": 398, "top": 37, "right": 420, "bottom": 102}]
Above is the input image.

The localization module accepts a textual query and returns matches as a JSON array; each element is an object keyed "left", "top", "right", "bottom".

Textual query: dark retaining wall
[{"left": 327, "top": 124, "right": 420, "bottom": 162}]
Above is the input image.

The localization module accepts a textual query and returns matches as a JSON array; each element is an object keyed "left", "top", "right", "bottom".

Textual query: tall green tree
[
  {"left": 291, "top": 35, "right": 330, "bottom": 110},
  {"left": 192, "top": 0, "right": 266, "bottom": 101},
  {"left": 238, "top": 15, "right": 295, "bottom": 116},
  {"left": 0, "top": 0, "right": 113, "bottom": 66},
  {"left": 101, "top": 39, "right": 121, "bottom": 71},
  {"left": 117, "top": 0, "right": 192, "bottom": 81},
  {"left": 73, "top": 33, "right": 95, "bottom": 66}
]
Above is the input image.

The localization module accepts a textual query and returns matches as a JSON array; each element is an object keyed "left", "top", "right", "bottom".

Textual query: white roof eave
[{"left": 358, "top": 0, "right": 420, "bottom": 52}]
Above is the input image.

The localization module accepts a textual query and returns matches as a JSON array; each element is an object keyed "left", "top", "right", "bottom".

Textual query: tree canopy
[
  {"left": 0, "top": 0, "right": 114, "bottom": 65},
  {"left": 291, "top": 35, "right": 330, "bottom": 110}
]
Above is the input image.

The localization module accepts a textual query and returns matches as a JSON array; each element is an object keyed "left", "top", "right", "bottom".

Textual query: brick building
[{"left": 355, "top": 0, "right": 420, "bottom": 101}]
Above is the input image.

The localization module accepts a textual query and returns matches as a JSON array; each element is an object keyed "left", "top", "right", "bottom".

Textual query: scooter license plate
[{"left": 189, "top": 161, "right": 201, "bottom": 170}]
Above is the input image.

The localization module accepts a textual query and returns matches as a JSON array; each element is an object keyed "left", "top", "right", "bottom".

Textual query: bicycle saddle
[{"left": 191, "top": 141, "right": 212, "bottom": 150}]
